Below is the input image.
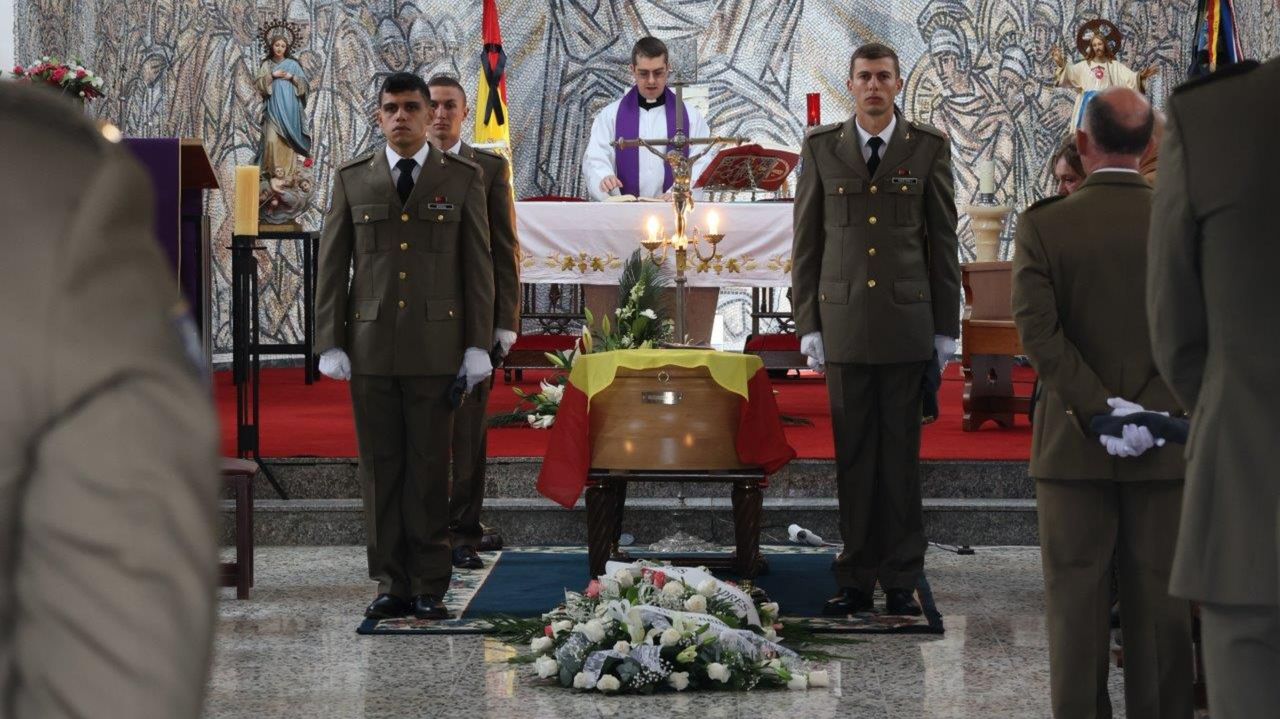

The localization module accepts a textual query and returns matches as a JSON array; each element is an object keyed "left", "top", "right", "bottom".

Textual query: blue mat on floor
[{"left": 357, "top": 551, "right": 944, "bottom": 635}]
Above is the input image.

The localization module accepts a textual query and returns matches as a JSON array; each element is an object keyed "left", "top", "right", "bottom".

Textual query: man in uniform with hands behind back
[{"left": 315, "top": 71, "right": 495, "bottom": 621}]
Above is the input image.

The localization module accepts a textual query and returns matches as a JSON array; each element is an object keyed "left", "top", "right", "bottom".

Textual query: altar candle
[
  {"left": 978, "top": 160, "right": 995, "bottom": 195},
  {"left": 707, "top": 210, "right": 719, "bottom": 236},
  {"left": 646, "top": 215, "right": 660, "bottom": 244},
  {"left": 234, "top": 165, "right": 260, "bottom": 235}
]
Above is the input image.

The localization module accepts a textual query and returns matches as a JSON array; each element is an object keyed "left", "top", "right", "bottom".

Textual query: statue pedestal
[{"left": 964, "top": 204, "right": 1012, "bottom": 262}]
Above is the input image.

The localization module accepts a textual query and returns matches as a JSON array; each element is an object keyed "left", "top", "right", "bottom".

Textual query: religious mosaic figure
[
  {"left": 255, "top": 19, "right": 314, "bottom": 226},
  {"left": 1053, "top": 18, "right": 1157, "bottom": 130}
]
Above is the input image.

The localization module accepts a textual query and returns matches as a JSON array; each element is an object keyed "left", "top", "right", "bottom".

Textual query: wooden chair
[{"left": 221, "top": 457, "right": 256, "bottom": 599}]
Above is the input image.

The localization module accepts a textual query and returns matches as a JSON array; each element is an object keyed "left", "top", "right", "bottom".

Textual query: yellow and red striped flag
[{"left": 474, "top": 0, "right": 510, "bottom": 146}]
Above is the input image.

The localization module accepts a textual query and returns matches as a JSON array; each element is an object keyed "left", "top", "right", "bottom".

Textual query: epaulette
[
  {"left": 805, "top": 122, "right": 842, "bottom": 138},
  {"left": 473, "top": 147, "right": 506, "bottom": 160},
  {"left": 1024, "top": 194, "right": 1066, "bottom": 213},
  {"left": 444, "top": 151, "right": 482, "bottom": 172},
  {"left": 1174, "top": 60, "right": 1260, "bottom": 95},
  {"left": 907, "top": 120, "right": 947, "bottom": 140},
  {"left": 339, "top": 151, "right": 376, "bottom": 172}
]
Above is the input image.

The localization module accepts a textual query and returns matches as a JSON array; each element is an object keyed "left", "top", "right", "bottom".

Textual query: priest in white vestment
[{"left": 582, "top": 36, "right": 713, "bottom": 201}]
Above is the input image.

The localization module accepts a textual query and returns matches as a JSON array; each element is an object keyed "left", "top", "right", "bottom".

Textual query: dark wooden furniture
[
  {"left": 220, "top": 457, "right": 256, "bottom": 600},
  {"left": 583, "top": 365, "right": 767, "bottom": 578},
  {"left": 960, "top": 261, "right": 1032, "bottom": 430}
]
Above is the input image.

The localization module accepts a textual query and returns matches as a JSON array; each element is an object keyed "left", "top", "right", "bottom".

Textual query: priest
[{"left": 581, "top": 36, "right": 713, "bottom": 201}]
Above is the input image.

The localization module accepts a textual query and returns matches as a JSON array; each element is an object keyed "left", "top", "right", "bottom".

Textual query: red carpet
[{"left": 215, "top": 364, "right": 1033, "bottom": 461}]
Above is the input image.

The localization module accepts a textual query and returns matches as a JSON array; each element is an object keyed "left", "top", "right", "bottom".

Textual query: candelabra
[{"left": 640, "top": 214, "right": 725, "bottom": 342}]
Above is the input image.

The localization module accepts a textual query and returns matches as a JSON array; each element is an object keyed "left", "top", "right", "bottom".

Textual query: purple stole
[{"left": 613, "top": 86, "right": 690, "bottom": 196}]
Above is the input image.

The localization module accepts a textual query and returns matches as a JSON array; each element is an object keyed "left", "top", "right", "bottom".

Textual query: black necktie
[
  {"left": 866, "top": 136, "right": 884, "bottom": 177},
  {"left": 395, "top": 157, "right": 417, "bottom": 205}
]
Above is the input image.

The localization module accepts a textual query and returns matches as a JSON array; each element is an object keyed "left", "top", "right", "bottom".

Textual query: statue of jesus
[{"left": 1053, "top": 20, "right": 1157, "bottom": 131}]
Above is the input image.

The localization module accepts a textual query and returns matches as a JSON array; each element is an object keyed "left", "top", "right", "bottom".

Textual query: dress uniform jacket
[
  {"left": 1013, "top": 171, "right": 1185, "bottom": 481},
  {"left": 316, "top": 143, "right": 494, "bottom": 375},
  {"left": 792, "top": 111, "right": 961, "bottom": 363},
  {"left": 456, "top": 142, "right": 520, "bottom": 333},
  {"left": 0, "top": 84, "right": 219, "bottom": 718},
  {"left": 1149, "top": 57, "right": 1279, "bottom": 606}
]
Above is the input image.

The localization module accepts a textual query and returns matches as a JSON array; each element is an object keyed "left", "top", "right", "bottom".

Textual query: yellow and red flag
[{"left": 474, "top": 0, "right": 510, "bottom": 146}]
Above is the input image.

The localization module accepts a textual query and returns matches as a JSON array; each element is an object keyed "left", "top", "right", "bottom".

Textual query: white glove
[
  {"left": 1099, "top": 423, "right": 1158, "bottom": 457},
  {"left": 318, "top": 348, "right": 351, "bottom": 381},
  {"left": 494, "top": 328, "right": 518, "bottom": 357},
  {"left": 934, "top": 335, "right": 956, "bottom": 374},
  {"left": 1107, "top": 397, "right": 1145, "bottom": 417},
  {"left": 800, "top": 331, "right": 825, "bottom": 369},
  {"left": 458, "top": 347, "right": 493, "bottom": 390}
]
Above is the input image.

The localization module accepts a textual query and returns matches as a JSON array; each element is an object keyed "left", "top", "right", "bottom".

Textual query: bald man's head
[{"left": 1083, "top": 87, "right": 1154, "bottom": 157}]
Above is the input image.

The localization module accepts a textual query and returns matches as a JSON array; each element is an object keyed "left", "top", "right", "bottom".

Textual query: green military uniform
[
  {"left": 1013, "top": 171, "right": 1192, "bottom": 719},
  {"left": 1148, "top": 57, "right": 1280, "bottom": 718},
  {"left": 316, "top": 143, "right": 494, "bottom": 601},
  {"left": 0, "top": 84, "right": 219, "bottom": 717},
  {"left": 791, "top": 110, "right": 960, "bottom": 594},
  {"left": 449, "top": 142, "right": 520, "bottom": 550}
]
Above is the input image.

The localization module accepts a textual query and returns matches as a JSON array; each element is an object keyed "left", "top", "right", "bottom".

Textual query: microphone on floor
[{"left": 788, "top": 523, "right": 825, "bottom": 547}]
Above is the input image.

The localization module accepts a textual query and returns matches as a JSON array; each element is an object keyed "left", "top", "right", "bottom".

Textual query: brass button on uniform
[
  {"left": 400, "top": 213, "right": 410, "bottom": 222},
  {"left": 868, "top": 247, "right": 877, "bottom": 256},
  {"left": 901, "top": 185, "right": 909, "bottom": 192},
  {"left": 837, "top": 186, "right": 845, "bottom": 195},
  {"left": 917, "top": 290, "right": 925, "bottom": 299},
  {"left": 448, "top": 309, "right": 455, "bottom": 318},
  {"left": 362, "top": 213, "right": 369, "bottom": 221},
  {"left": 819, "top": 292, "right": 827, "bottom": 301},
  {"left": 399, "top": 271, "right": 407, "bottom": 280},
  {"left": 868, "top": 216, "right": 878, "bottom": 225},
  {"left": 867, "top": 279, "right": 877, "bottom": 288},
  {"left": 397, "top": 300, "right": 406, "bottom": 309},
  {"left": 354, "top": 312, "right": 361, "bottom": 320},
  {"left": 436, "top": 214, "right": 445, "bottom": 221},
  {"left": 400, "top": 242, "right": 409, "bottom": 251},
  {"left": 869, "top": 185, "right": 878, "bottom": 194}
]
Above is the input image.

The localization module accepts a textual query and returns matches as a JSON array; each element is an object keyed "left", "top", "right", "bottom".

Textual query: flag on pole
[
  {"left": 1189, "top": 0, "right": 1245, "bottom": 77},
  {"left": 474, "top": 0, "right": 510, "bottom": 146}
]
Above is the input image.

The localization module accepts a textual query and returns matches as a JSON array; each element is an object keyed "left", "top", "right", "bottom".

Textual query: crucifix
[{"left": 612, "top": 79, "right": 749, "bottom": 342}]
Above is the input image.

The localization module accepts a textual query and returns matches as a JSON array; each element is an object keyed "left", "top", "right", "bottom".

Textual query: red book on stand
[{"left": 694, "top": 144, "right": 800, "bottom": 191}]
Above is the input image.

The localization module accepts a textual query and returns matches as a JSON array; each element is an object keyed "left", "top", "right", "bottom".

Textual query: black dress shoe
[
  {"left": 364, "top": 593, "right": 412, "bottom": 620},
  {"left": 452, "top": 545, "right": 484, "bottom": 570},
  {"left": 885, "top": 588, "right": 922, "bottom": 616},
  {"left": 822, "top": 587, "right": 874, "bottom": 616},
  {"left": 413, "top": 594, "right": 449, "bottom": 620}
]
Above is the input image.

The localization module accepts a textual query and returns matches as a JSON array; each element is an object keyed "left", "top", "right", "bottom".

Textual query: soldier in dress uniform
[
  {"left": 315, "top": 72, "right": 495, "bottom": 621},
  {"left": 423, "top": 74, "right": 521, "bottom": 569},
  {"left": 791, "top": 42, "right": 961, "bottom": 616},
  {"left": 0, "top": 83, "right": 219, "bottom": 718}
]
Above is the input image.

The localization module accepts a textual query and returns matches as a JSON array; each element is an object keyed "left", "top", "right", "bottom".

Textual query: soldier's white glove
[
  {"left": 800, "top": 331, "right": 825, "bottom": 373},
  {"left": 933, "top": 335, "right": 956, "bottom": 374},
  {"left": 458, "top": 347, "right": 493, "bottom": 390},
  {"left": 494, "top": 328, "right": 518, "bottom": 357},
  {"left": 1107, "top": 397, "right": 1146, "bottom": 417},
  {"left": 1099, "top": 423, "right": 1158, "bottom": 457},
  {"left": 318, "top": 348, "right": 351, "bottom": 381}
]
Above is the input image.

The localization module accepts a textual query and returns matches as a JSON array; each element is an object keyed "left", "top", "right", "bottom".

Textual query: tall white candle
[
  {"left": 978, "top": 160, "right": 995, "bottom": 195},
  {"left": 706, "top": 210, "right": 719, "bottom": 236}
]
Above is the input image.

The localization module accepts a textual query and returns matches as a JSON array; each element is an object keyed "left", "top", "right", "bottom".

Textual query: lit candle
[
  {"left": 234, "top": 165, "right": 260, "bottom": 235},
  {"left": 646, "top": 215, "right": 660, "bottom": 244},
  {"left": 978, "top": 160, "right": 995, "bottom": 195},
  {"left": 707, "top": 210, "right": 719, "bottom": 236}
]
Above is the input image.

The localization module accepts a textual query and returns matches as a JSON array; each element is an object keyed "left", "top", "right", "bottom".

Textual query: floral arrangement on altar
[
  {"left": 510, "top": 561, "right": 831, "bottom": 693},
  {"left": 8, "top": 57, "right": 106, "bottom": 102},
  {"left": 490, "top": 250, "right": 671, "bottom": 430}
]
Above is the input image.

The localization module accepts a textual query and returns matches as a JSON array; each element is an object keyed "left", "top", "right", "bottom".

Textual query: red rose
[
  {"left": 585, "top": 579, "right": 601, "bottom": 598},
  {"left": 544, "top": 625, "right": 554, "bottom": 637},
  {"left": 652, "top": 571, "right": 667, "bottom": 589},
  {"left": 76, "top": 69, "right": 87, "bottom": 79},
  {"left": 303, "top": 157, "right": 314, "bottom": 168},
  {"left": 51, "top": 67, "right": 67, "bottom": 83},
  {"left": 12, "top": 65, "right": 23, "bottom": 75}
]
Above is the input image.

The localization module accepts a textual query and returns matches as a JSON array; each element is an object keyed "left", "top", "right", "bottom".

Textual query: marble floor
[{"left": 205, "top": 545, "right": 1130, "bottom": 719}]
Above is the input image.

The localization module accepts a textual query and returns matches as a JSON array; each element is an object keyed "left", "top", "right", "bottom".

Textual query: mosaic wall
[{"left": 16, "top": 0, "right": 1280, "bottom": 353}]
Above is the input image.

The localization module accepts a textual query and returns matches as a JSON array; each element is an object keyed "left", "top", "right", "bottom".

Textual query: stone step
[
  {"left": 240, "top": 458, "right": 1034, "bottom": 501},
  {"left": 220, "top": 496, "right": 1038, "bottom": 547}
]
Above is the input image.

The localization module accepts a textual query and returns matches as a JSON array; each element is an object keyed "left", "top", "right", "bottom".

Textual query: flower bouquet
[
  {"left": 9, "top": 57, "right": 106, "bottom": 102},
  {"left": 519, "top": 561, "right": 830, "bottom": 693}
]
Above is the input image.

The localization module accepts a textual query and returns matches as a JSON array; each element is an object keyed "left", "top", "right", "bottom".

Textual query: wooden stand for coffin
[
  {"left": 961, "top": 262, "right": 1032, "bottom": 430},
  {"left": 584, "top": 365, "right": 767, "bottom": 578}
]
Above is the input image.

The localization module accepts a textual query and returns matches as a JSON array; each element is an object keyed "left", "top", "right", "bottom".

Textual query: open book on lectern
[{"left": 693, "top": 144, "right": 800, "bottom": 192}]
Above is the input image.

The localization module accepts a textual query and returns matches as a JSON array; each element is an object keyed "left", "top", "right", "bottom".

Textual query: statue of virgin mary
[{"left": 255, "top": 21, "right": 314, "bottom": 226}]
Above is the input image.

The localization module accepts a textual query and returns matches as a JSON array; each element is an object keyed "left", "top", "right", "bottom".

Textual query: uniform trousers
[
  {"left": 1199, "top": 602, "right": 1280, "bottom": 719},
  {"left": 449, "top": 379, "right": 490, "bottom": 549}
]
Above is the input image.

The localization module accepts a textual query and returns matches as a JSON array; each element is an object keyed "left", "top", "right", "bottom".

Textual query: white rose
[
  {"left": 760, "top": 601, "right": 780, "bottom": 618},
  {"left": 573, "top": 671, "right": 593, "bottom": 689},
  {"left": 596, "top": 675, "right": 621, "bottom": 692},
  {"left": 535, "top": 656, "right": 559, "bottom": 678},
  {"left": 787, "top": 674, "right": 809, "bottom": 690},
  {"left": 667, "top": 671, "right": 690, "bottom": 691},
  {"left": 659, "top": 628, "right": 682, "bottom": 647},
  {"left": 612, "top": 568, "right": 634, "bottom": 589},
  {"left": 613, "top": 640, "right": 631, "bottom": 656},
  {"left": 662, "top": 580, "right": 686, "bottom": 597},
  {"left": 583, "top": 619, "right": 607, "bottom": 643},
  {"left": 807, "top": 670, "right": 830, "bottom": 688},
  {"left": 696, "top": 579, "right": 718, "bottom": 597},
  {"left": 683, "top": 594, "right": 708, "bottom": 613},
  {"left": 640, "top": 308, "right": 658, "bottom": 320},
  {"left": 529, "top": 636, "right": 554, "bottom": 654},
  {"left": 552, "top": 620, "right": 574, "bottom": 634},
  {"left": 706, "top": 662, "right": 731, "bottom": 683}
]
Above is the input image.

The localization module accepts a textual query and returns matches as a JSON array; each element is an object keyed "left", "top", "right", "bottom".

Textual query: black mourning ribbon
[{"left": 481, "top": 43, "right": 507, "bottom": 126}]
